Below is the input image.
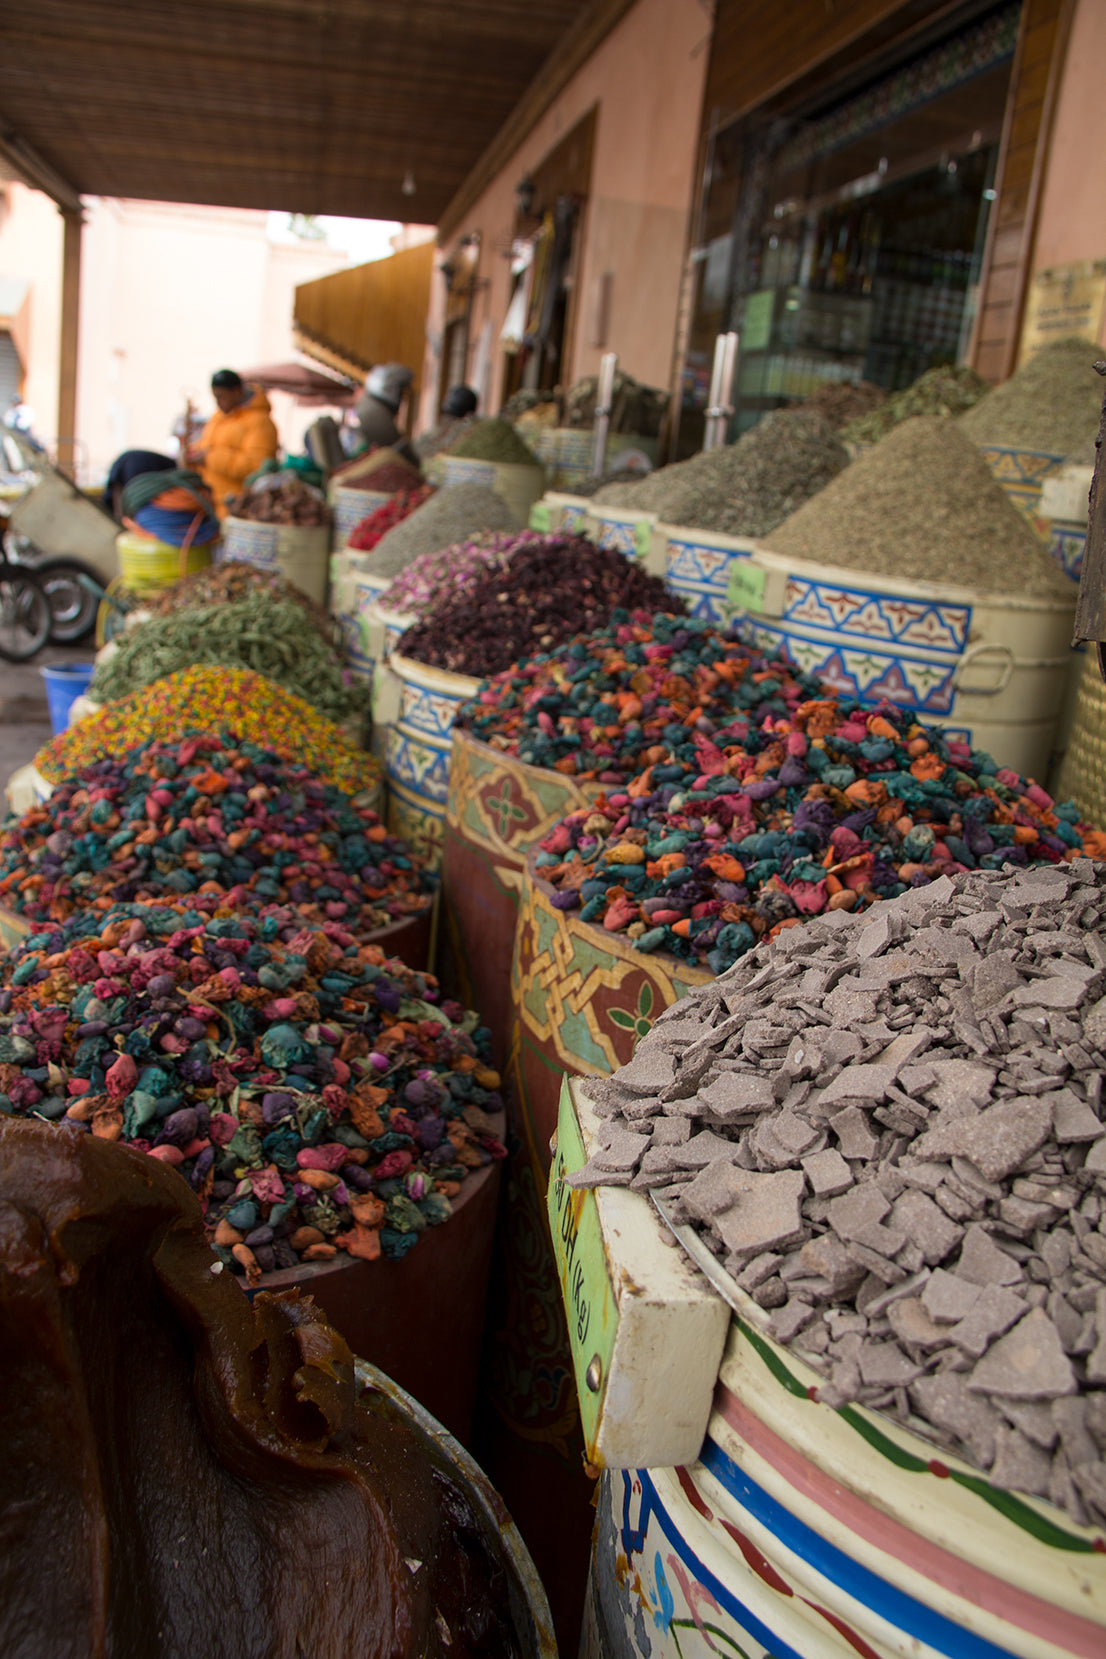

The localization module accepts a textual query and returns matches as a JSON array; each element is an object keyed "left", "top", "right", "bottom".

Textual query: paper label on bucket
[
  {"left": 529, "top": 501, "right": 552, "bottom": 533},
  {"left": 549, "top": 1078, "right": 617, "bottom": 1457},
  {"left": 726, "top": 556, "right": 766, "bottom": 616},
  {"left": 633, "top": 521, "right": 652, "bottom": 563}
]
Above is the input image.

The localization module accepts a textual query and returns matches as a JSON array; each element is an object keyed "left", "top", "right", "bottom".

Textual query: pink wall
[
  {"left": 0, "top": 183, "right": 64, "bottom": 438},
  {"left": 421, "top": 0, "right": 710, "bottom": 422},
  {"left": 1029, "top": 0, "right": 1106, "bottom": 347}
]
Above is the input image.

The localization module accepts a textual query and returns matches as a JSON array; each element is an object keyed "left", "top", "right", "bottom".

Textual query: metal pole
[
  {"left": 591, "top": 351, "right": 618, "bottom": 477},
  {"left": 702, "top": 334, "right": 727, "bottom": 451},
  {"left": 703, "top": 331, "right": 739, "bottom": 451}
]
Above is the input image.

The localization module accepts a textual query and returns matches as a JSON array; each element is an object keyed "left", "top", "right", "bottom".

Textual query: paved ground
[{"left": 0, "top": 639, "right": 95, "bottom": 791}]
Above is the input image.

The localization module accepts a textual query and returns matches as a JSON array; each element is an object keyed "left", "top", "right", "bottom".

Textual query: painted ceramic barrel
[
  {"left": 438, "top": 455, "right": 545, "bottom": 525},
  {"left": 585, "top": 504, "right": 663, "bottom": 575},
  {"left": 660, "top": 522, "right": 758, "bottom": 621},
  {"left": 440, "top": 728, "right": 603, "bottom": 1068},
  {"left": 483, "top": 855, "right": 712, "bottom": 1649},
  {"left": 746, "top": 543, "right": 1076, "bottom": 781},
  {"left": 353, "top": 1358, "right": 556, "bottom": 1659},
  {"left": 330, "top": 485, "right": 390, "bottom": 548},
  {"left": 385, "top": 654, "right": 482, "bottom": 870},
  {"left": 977, "top": 444, "right": 1064, "bottom": 520},
  {"left": 247, "top": 1112, "right": 504, "bottom": 1449},
  {"left": 584, "top": 1302, "right": 1106, "bottom": 1659}
]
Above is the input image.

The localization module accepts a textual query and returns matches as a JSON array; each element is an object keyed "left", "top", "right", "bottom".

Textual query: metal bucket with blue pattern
[
  {"left": 740, "top": 544, "right": 1075, "bottom": 781},
  {"left": 385, "top": 653, "right": 481, "bottom": 869},
  {"left": 583, "top": 1298, "right": 1106, "bottom": 1659},
  {"left": 585, "top": 505, "right": 664, "bottom": 575},
  {"left": 660, "top": 522, "right": 758, "bottom": 621}
]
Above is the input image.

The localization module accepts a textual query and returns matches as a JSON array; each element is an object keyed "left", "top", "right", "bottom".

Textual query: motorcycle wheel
[
  {"left": 0, "top": 570, "right": 51, "bottom": 662},
  {"left": 37, "top": 559, "right": 99, "bottom": 643}
]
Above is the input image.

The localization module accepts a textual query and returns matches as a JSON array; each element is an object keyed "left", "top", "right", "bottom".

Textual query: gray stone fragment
[
  {"left": 910, "top": 1372, "right": 1001, "bottom": 1466},
  {"left": 1050, "top": 1089, "right": 1106, "bottom": 1143},
  {"left": 898, "top": 1159, "right": 946, "bottom": 1195},
  {"left": 1051, "top": 1396, "right": 1099, "bottom": 1468},
  {"left": 713, "top": 1169, "right": 807, "bottom": 1257},
  {"left": 971, "top": 956, "right": 1023, "bottom": 1016},
  {"left": 768, "top": 1299, "right": 816, "bottom": 1344},
  {"left": 797, "top": 1233, "right": 867, "bottom": 1298},
  {"left": 999, "top": 1399, "right": 1059, "bottom": 1448},
  {"left": 968, "top": 1309, "right": 1078, "bottom": 1399},
  {"left": 696, "top": 1071, "right": 775, "bottom": 1119},
  {"left": 844, "top": 1241, "right": 906, "bottom": 1285},
  {"left": 681, "top": 1160, "right": 759, "bottom": 1224},
  {"left": 887, "top": 1296, "right": 948, "bottom": 1350},
  {"left": 732, "top": 1251, "right": 783, "bottom": 1291},
  {"left": 801, "top": 1147, "right": 854, "bottom": 1198},
  {"left": 922, "top": 1269, "right": 981, "bottom": 1324},
  {"left": 862, "top": 1269, "right": 931, "bottom": 1319},
  {"left": 856, "top": 914, "right": 892, "bottom": 959},
  {"left": 594, "top": 1128, "right": 651, "bottom": 1172},
  {"left": 1087, "top": 1290, "right": 1106, "bottom": 1385},
  {"left": 1084, "top": 1138, "right": 1106, "bottom": 1175},
  {"left": 988, "top": 1426, "right": 1052, "bottom": 1497},
  {"left": 1083, "top": 993, "right": 1106, "bottom": 1050},
  {"left": 947, "top": 1284, "right": 1026, "bottom": 1359},
  {"left": 890, "top": 1189, "right": 964, "bottom": 1267},
  {"left": 826, "top": 1183, "right": 906, "bottom": 1255},
  {"left": 829, "top": 1104, "right": 880, "bottom": 1160},
  {"left": 914, "top": 1097, "right": 1052, "bottom": 1183},
  {"left": 1010, "top": 976, "right": 1090, "bottom": 1012},
  {"left": 752, "top": 1109, "right": 820, "bottom": 1170},
  {"left": 957, "top": 1225, "right": 1025, "bottom": 1286},
  {"left": 923, "top": 1059, "right": 997, "bottom": 1114},
  {"left": 649, "top": 1117, "right": 692, "bottom": 1146},
  {"left": 858, "top": 1341, "right": 922, "bottom": 1387},
  {"left": 614, "top": 1046, "right": 677, "bottom": 1096}
]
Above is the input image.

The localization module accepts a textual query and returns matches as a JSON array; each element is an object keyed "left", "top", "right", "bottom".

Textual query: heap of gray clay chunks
[{"left": 573, "top": 862, "right": 1106, "bottom": 1528}]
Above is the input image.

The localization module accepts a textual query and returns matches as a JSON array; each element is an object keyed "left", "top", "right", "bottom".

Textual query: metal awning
[{"left": 0, "top": 1, "right": 591, "bottom": 222}]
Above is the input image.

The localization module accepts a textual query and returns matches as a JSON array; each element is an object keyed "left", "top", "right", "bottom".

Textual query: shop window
[{"left": 678, "top": 1, "right": 1019, "bottom": 452}]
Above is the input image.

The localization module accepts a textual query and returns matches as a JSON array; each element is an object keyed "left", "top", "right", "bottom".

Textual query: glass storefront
[{"left": 677, "top": 2, "right": 1019, "bottom": 451}]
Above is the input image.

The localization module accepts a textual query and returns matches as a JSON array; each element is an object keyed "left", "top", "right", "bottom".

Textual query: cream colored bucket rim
[
  {"left": 754, "top": 540, "right": 1078, "bottom": 613},
  {"left": 658, "top": 521, "right": 758, "bottom": 554},
  {"left": 389, "top": 652, "right": 483, "bottom": 697}
]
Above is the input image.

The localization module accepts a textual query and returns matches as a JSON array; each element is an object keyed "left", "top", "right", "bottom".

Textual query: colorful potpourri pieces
[
  {"left": 457, "top": 613, "right": 814, "bottom": 783},
  {"left": 34, "top": 666, "right": 382, "bottom": 796},
  {"left": 396, "top": 545, "right": 682, "bottom": 679},
  {"left": 0, "top": 737, "right": 432, "bottom": 935},
  {"left": 507, "top": 626, "right": 1103, "bottom": 973},
  {"left": 0, "top": 901, "right": 505, "bottom": 1271}
]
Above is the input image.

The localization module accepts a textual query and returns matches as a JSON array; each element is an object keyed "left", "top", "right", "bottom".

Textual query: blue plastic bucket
[{"left": 41, "top": 662, "right": 95, "bottom": 734}]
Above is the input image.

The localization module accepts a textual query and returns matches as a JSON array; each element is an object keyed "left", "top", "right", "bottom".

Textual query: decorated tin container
[
  {"left": 977, "top": 444, "right": 1065, "bottom": 521},
  {"left": 744, "top": 543, "right": 1076, "bottom": 781},
  {"left": 585, "top": 504, "right": 663, "bottom": 574},
  {"left": 385, "top": 654, "right": 481, "bottom": 870},
  {"left": 529, "top": 492, "right": 593, "bottom": 535},
  {"left": 660, "top": 522, "right": 759, "bottom": 621},
  {"left": 585, "top": 1305, "right": 1106, "bottom": 1659}
]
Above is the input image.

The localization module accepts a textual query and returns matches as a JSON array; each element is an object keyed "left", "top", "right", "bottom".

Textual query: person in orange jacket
[{"left": 193, "top": 369, "right": 279, "bottom": 515}]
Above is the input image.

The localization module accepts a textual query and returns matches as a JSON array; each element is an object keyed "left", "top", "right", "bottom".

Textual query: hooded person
[
  {"left": 194, "top": 370, "right": 279, "bottom": 515},
  {"left": 354, "top": 363, "right": 418, "bottom": 464},
  {"left": 414, "top": 384, "right": 478, "bottom": 461}
]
